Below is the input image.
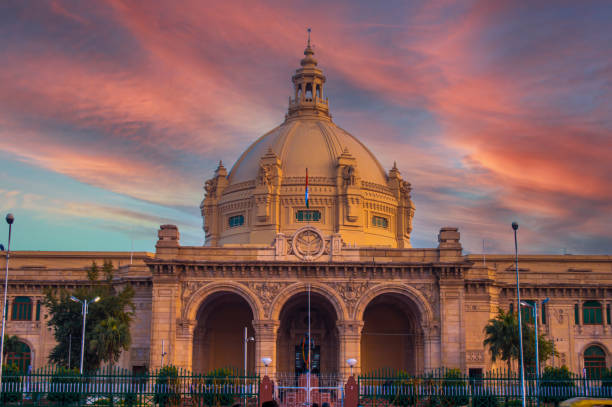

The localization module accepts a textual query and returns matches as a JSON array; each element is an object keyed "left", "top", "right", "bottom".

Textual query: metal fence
[
  {"left": 0, "top": 366, "right": 259, "bottom": 407},
  {"left": 358, "top": 368, "right": 612, "bottom": 407}
]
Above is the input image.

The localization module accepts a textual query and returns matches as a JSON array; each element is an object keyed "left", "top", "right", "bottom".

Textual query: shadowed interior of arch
[
  {"left": 192, "top": 291, "right": 255, "bottom": 373},
  {"left": 361, "top": 293, "right": 423, "bottom": 375},
  {"left": 276, "top": 292, "right": 339, "bottom": 375}
]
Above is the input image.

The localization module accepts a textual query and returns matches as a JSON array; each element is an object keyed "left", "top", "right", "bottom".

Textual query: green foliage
[
  {"left": 43, "top": 260, "right": 135, "bottom": 371},
  {"left": 483, "top": 308, "right": 557, "bottom": 370},
  {"left": 2, "top": 334, "right": 21, "bottom": 357},
  {"left": 1, "top": 363, "right": 23, "bottom": 403},
  {"left": 46, "top": 366, "right": 81, "bottom": 404},
  {"left": 89, "top": 316, "right": 131, "bottom": 366},
  {"left": 540, "top": 366, "right": 574, "bottom": 406},
  {"left": 87, "top": 261, "right": 99, "bottom": 281},
  {"left": 472, "top": 392, "right": 499, "bottom": 407},
  {"left": 192, "top": 367, "right": 238, "bottom": 407},
  {"left": 601, "top": 367, "right": 612, "bottom": 387},
  {"left": 154, "top": 365, "right": 180, "bottom": 407}
]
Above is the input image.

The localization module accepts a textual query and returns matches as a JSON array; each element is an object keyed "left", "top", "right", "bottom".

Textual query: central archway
[
  {"left": 192, "top": 291, "right": 255, "bottom": 373},
  {"left": 276, "top": 292, "right": 340, "bottom": 376}
]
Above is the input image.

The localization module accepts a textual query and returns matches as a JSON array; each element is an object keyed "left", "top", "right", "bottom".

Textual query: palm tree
[
  {"left": 89, "top": 317, "right": 131, "bottom": 368},
  {"left": 483, "top": 308, "right": 520, "bottom": 372}
]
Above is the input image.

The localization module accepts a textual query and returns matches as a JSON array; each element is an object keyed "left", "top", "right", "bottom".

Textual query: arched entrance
[
  {"left": 360, "top": 293, "right": 424, "bottom": 374},
  {"left": 584, "top": 345, "right": 607, "bottom": 378},
  {"left": 192, "top": 292, "right": 255, "bottom": 373},
  {"left": 6, "top": 341, "right": 31, "bottom": 372},
  {"left": 276, "top": 292, "right": 340, "bottom": 376}
]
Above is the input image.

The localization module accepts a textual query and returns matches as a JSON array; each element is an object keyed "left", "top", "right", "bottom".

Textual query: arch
[
  {"left": 582, "top": 343, "right": 608, "bottom": 378},
  {"left": 269, "top": 282, "right": 348, "bottom": 321},
  {"left": 185, "top": 281, "right": 264, "bottom": 321},
  {"left": 354, "top": 283, "right": 435, "bottom": 326},
  {"left": 6, "top": 340, "right": 32, "bottom": 372}
]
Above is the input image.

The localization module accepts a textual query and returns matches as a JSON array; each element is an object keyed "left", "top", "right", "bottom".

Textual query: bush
[
  {"left": 472, "top": 392, "right": 499, "bottom": 407},
  {"left": 192, "top": 367, "right": 237, "bottom": 407},
  {"left": 154, "top": 365, "right": 180, "bottom": 407},
  {"left": 1, "top": 364, "right": 23, "bottom": 403},
  {"left": 46, "top": 366, "right": 81, "bottom": 404},
  {"left": 540, "top": 366, "right": 574, "bottom": 407}
]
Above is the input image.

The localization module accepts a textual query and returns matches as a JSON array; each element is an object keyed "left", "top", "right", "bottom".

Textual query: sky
[{"left": 0, "top": 0, "right": 610, "bottom": 255}]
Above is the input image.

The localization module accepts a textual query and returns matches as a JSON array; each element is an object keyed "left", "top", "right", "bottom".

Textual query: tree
[
  {"left": 89, "top": 316, "right": 131, "bottom": 367},
  {"left": 2, "top": 334, "right": 21, "bottom": 357},
  {"left": 483, "top": 308, "right": 556, "bottom": 372},
  {"left": 43, "top": 260, "right": 135, "bottom": 371}
]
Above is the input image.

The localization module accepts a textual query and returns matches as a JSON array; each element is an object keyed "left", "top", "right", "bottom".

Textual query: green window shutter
[
  {"left": 36, "top": 301, "right": 41, "bottom": 321},
  {"left": 541, "top": 301, "right": 547, "bottom": 325},
  {"left": 607, "top": 304, "right": 610, "bottom": 325},
  {"left": 583, "top": 301, "right": 603, "bottom": 324},
  {"left": 11, "top": 297, "right": 33, "bottom": 321},
  {"left": 575, "top": 304, "right": 579, "bottom": 324}
]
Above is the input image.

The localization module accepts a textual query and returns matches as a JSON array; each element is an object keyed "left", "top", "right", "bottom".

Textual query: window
[
  {"left": 521, "top": 300, "right": 535, "bottom": 324},
  {"left": 296, "top": 210, "right": 321, "bottom": 222},
  {"left": 6, "top": 341, "right": 31, "bottom": 373},
  {"left": 583, "top": 300, "right": 603, "bottom": 324},
  {"left": 608, "top": 304, "right": 611, "bottom": 325},
  {"left": 12, "top": 297, "right": 32, "bottom": 321},
  {"left": 575, "top": 303, "right": 579, "bottom": 324},
  {"left": 372, "top": 215, "right": 388, "bottom": 228},
  {"left": 509, "top": 302, "right": 514, "bottom": 314},
  {"left": 36, "top": 301, "right": 41, "bottom": 321},
  {"left": 228, "top": 214, "right": 244, "bottom": 228},
  {"left": 541, "top": 301, "right": 547, "bottom": 325},
  {"left": 584, "top": 345, "right": 606, "bottom": 378}
]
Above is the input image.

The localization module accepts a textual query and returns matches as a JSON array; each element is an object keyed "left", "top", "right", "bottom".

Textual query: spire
[{"left": 287, "top": 29, "right": 330, "bottom": 120}]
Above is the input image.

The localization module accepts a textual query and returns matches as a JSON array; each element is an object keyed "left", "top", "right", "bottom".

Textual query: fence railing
[
  {"left": 358, "top": 368, "right": 612, "bottom": 407},
  {"left": 0, "top": 365, "right": 259, "bottom": 407}
]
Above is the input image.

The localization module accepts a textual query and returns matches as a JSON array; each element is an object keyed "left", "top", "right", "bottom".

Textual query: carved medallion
[{"left": 292, "top": 227, "right": 325, "bottom": 261}]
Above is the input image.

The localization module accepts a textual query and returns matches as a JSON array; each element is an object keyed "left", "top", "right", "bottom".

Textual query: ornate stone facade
[{"left": 3, "top": 40, "right": 611, "bottom": 379}]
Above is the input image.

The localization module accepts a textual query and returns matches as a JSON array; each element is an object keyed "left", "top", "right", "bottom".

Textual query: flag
[{"left": 305, "top": 168, "right": 309, "bottom": 208}]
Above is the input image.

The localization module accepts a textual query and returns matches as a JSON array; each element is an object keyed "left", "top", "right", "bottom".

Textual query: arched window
[
  {"left": 305, "top": 83, "right": 313, "bottom": 100},
  {"left": 11, "top": 297, "right": 32, "bottom": 321},
  {"left": 584, "top": 345, "right": 606, "bottom": 378},
  {"left": 6, "top": 341, "right": 31, "bottom": 373},
  {"left": 228, "top": 214, "right": 245, "bottom": 228},
  {"left": 583, "top": 301, "right": 603, "bottom": 324},
  {"left": 316, "top": 84, "right": 321, "bottom": 98}
]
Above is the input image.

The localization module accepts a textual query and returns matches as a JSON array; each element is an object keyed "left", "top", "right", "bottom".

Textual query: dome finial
[{"left": 307, "top": 27, "right": 311, "bottom": 48}]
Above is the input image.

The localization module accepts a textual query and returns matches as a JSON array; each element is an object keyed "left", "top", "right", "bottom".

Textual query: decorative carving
[
  {"left": 466, "top": 350, "right": 484, "bottom": 362},
  {"left": 292, "top": 227, "right": 326, "bottom": 261},
  {"left": 552, "top": 308, "right": 564, "bottom": 324},
  {"left": 257, "top": 163, "right": 272, "bottom": 187},
  {"left": 245, "top": 282, "right": 292, "bottom": 317},
  {"left": 176, "top": 318, "right": 196, "bottom": 337},
  {"left": 329, "top": 281, "right": 374, "bottom": 317},
  {"left": 342, "top": 165, "right": 356, "bottom": 186},
  {"left": 414, "top": 283, "right": 439, "bottom": 313},
  {"left": 204, "top": 178, "right": 217, "bottom": 196},
  {"left": 181, "top": 280, "right": 208, "bottom": 303}
]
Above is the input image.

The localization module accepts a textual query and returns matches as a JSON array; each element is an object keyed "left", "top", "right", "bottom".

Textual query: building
[{"left": 3, "top": 41, "right": 612, "bottom": 379}]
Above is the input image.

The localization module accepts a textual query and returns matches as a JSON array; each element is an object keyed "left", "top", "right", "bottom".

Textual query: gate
[{"left": 276, "top": 373, "right": 344, "bottom": 407}]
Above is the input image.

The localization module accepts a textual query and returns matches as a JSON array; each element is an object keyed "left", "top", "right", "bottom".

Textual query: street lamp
[
  {"left": 71, "top": 295, "right": 100, "bottom": 374},
  {"left": 520, "top": 298, "right": 550, "bottom": 376},
  {"left": 0, "top": 213, "right": 14, "bottom": 393},
  {"left": 243, "top": 327, "right": 255, "bottom": 405},
  {"left": 347, "top": 358, "right": 357, "bottom": 376},
  {"left": 513, "top": 222, "right": 527, "bottom": 407},
  {"left": 261, "top": 357, "right": 272, "bottom": 376}
]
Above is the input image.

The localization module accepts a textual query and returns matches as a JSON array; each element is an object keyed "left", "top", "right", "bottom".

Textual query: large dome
[
  {"left": 229, "top": 119, "right": 387, "bottom": 185},
  {"left": 201, "top": 40, "right": 415, "bottom": 251}
]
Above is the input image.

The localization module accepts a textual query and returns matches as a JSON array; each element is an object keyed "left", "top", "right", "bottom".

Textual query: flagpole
[{"left": 307, "top": 283, "right": 311, "bottom": 405}]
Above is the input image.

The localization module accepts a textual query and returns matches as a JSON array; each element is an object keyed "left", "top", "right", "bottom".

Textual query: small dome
[{"left": 228, "top": 119, "right": 388, "bottom": 185}]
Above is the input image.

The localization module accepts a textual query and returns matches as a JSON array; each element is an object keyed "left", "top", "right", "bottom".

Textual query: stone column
[
  {"left": 174, "top": 318, "right": 197, "bottom": 371},
  {"left": 253, "top": 320, "right": 279, "bottom": 379},
  {"left": 439, "top": 277, "right": 465, "bottom": 370},
  {"left": 423, "top": 324, "right": 441, "bottom": 372},
  {"left": 149, "top": 280, "right": 179, "bottom": 371},
  {"left": 337, "top": 320, "right": 364, "bottom": 381}
]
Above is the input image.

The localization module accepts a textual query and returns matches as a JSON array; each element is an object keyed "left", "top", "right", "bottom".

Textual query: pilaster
[
  {"left": 337, "top": 320, "right": 364, "bottom": 381},
  {"left": 253, "top": 320, "right": 280, "bottom": 378}
]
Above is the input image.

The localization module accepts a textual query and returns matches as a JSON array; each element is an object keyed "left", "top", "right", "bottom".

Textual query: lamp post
[
  {"left": 521, "top": 298, "right": 550, "bottom": 407},
  {"left": 513, "top": 222, "right": 527, "bottom": 407},
  {"left": 243, "top": 327, "right": 254, "bottom": 406},
  {"left": 261, "top": 357, "right": 272, "bottom": 376},
  {"left": 346, "top": 358, "right": 357, "bottom": 376},
  {"left": 0, "top": 213, "right": 15, "bottom": 393},
  {"left": 70, "top": 296, "right": 100, "bottom": 374}
]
